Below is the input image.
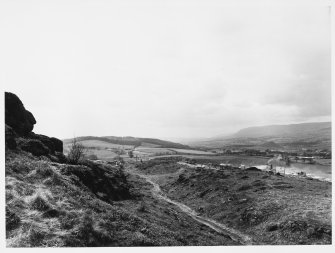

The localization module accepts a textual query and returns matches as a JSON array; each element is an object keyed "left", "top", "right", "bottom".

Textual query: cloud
[{"left": 0, "top": 1, "right": 331, "bottom": 139}]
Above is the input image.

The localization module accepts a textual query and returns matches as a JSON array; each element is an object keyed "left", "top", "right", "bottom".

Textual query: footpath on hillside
[{"left": 130, "top": 157, "right": 332, "bottom": 245}]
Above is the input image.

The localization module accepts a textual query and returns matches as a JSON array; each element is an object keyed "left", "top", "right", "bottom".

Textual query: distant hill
[
  {"left": 63, "top": 136, "right": 190, "bottom": 149},
  {"left": 189, "top": 122, "right": 331, "bottom": 150},
  {"left": 260, "top": 141, "right": 282, "bottom": 149},
  {"left": 234, "top": 122, "right": 331, "bottom": 139}
]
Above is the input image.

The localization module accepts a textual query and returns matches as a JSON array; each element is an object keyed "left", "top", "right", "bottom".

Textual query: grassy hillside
[
  {"left": 6, "top": 150, "right": 135, "bottom": 247},
  {"left": 234, "top": 122, "right": 331, "bottom": 138},
  {"left": 137, "top": 158, "right": 332, "bottom": 245},
  {"left": 63, "top": 136, "right": 190, "bottom": 149},
  {"left": 6, "top": 93, "right": 331, "bottom": 247},
  {"left": 190, "top": 122, "right": 331, "bottom": 150},
  {"left": 6, "top": 150, "right": 239, "bottom": 246},
  {"left": 64, "top": 136, "right": 214, "bottom": 160},
  {"left": 63, "top": 139, "right": 133, "bottom": 161}
]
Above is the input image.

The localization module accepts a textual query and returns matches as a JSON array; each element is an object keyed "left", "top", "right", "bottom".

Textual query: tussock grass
[
  {"left": 137, "top": 201, "right": 147, "bottom": 212},
  {"left": 27, "top": 224, "right": 46, "bottom": 245},
  {"left": 42, "top": 172, "right": 66, "bottom": 187},
  {"left": 238, "top": 184, "right": 252, "bottom": 191},
  {"left": 29, "top": 193, "right": 52, "bottom": 211},
  {"left": 7, "top": 150, "right": 235, "bottom": 247},
  {"left": 6, "top": 207, "right": 21, "bottom": 233},
  {"left": 27, "top": 162, "right": 55, "bottom": 179},
  {"left": 6, "top": 151, "right": 158, "bottom": 246},
  {"left": 6, "top": 158, "right": 33, "bottom": 175}
]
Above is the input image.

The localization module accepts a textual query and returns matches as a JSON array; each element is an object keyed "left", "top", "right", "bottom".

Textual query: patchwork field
[
  {"left": 62, "top": 137, "right": 225, "bottom": 162},
  {"left": 134, "top": 147, "right": 176, "bottom": 157},
  {"left": 63, "top": 139, "right": 133, "bottom": 160},
  {"left": 84, "top": 149, "right": 120, "bottom": 161},
  {"left": 169, "top": 149, "right": 215, "bottom": 155},
  {"left": 64, "top": 140, "right": 134, "bottom": 150},
  {"left": 133, "top": 147, "right": 215, "bottom": 157}
]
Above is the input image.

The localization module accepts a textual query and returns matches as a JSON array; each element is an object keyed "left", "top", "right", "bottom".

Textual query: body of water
[{"left": 256, "top": 162, "right": 331, "bottom": 182}]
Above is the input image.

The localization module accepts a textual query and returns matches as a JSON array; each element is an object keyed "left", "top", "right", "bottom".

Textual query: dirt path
[{"left": 132, "top": 170, "right": 255, "bottom": 245}]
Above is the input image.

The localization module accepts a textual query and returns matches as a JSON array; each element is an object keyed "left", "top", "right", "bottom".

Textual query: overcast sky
[{"left": 1, "top": 0, "right": 331, "bottom": 141}]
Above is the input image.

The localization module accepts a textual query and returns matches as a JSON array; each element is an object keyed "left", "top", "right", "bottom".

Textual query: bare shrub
[{"left": 67, "top": 138, "right": 86, "bottom": 164}]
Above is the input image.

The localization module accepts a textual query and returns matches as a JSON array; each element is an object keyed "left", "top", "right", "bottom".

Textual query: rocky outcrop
[
  {"left": 5, "top": 92, "right": 36, "bottom": 136},
  {"left": 5, "top": 92, "right": 64, "bottom": 159},
  {"left": 5, "top": 125, "right": 18, "bottom": 149},
  {"left": 27, "top": 133, "right": 63, "bottom": 153},
  {"left": 50, "top": 137, "right": 63, "bottom": 153},
  {"left": 18, "top": 139, "right": 51, "bottom": 156}
]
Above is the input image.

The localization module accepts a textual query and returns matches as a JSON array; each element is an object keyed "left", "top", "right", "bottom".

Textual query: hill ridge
[
  {"left": 63, "top": 135, "right": 190, "bottom": 149},
  {"left": 188, "top": 122, "right": 331, "bottom": 150}
]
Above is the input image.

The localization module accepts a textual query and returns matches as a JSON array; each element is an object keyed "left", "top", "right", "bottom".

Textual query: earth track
[{"left": 132, "top": 171, "right": 255, "bottom": 245}]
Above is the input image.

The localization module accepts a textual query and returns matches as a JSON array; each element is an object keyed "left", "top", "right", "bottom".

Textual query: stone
[
  {"left": 19, "top": 139, "right": 50, "bottom": 156},
  {"left": 27, "top": 132, "right": 63, "bottom": 154},
  {"left": 50, "top": 137, "right": 63, "bottom": 152},
  {"left": 5, "top": 124, "right": 17, "bottom": 149},
  {"left": 5, "top": 92, "right": 36, "bottom": 135},
  {"left": 5, "top": 92, "right": 64, "bottom": 159}
]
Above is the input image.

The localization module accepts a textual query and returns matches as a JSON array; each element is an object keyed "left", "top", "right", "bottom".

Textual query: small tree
[
  {"left": 128, "top": 150, "right": 134, "bottom": 158},
  {"left": 67, "top": 138, "right": 86, "bottom": 164}
]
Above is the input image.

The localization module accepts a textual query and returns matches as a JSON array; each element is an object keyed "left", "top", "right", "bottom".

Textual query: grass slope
[
  {"left": 191, "top": 122, "right": 331, "bottom": 150},
  {"left": 137, "top": 158, "right": 332, "bottom": 245},
  {"left": 6, "top": 151, "right": 237, "bottom": 246},
  {"left": 63, "top": 136, "right": 190, "bottom": 149}
]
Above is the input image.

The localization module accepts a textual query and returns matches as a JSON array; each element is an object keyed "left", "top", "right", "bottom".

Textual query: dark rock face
[
  {"left": 5, "top": 92, "right": 64, "bottom": 158},
  {"left": 28, "top": 133, "right": 55, "bottom": 151},
  {"left": 27, "top": 133, "right": 63, "bottom": 153},
  {"left": 5, "top": 92, "right": 36, "bottom": 136},
  {"left": 50, "top": 137, "right": 63, "bottom": 152},
  {"left": 5, "top": 125, "right": 17, "bottom": 150},
  {"left": 19, "top": 139, "right": 50, "bottom": 156}
]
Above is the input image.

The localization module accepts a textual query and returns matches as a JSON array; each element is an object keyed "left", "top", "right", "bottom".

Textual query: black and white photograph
[{"left": 1, "top": 0, "right": 333, "bottom": 249}]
